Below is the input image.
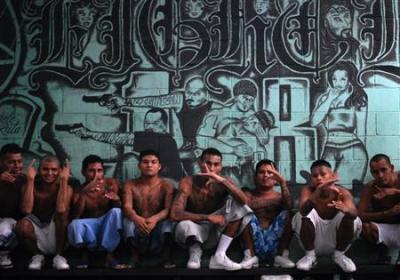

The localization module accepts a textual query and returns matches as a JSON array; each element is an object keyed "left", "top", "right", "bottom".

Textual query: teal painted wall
[{"left": 0, "top": 0, "right": 399, "bottom": 194}]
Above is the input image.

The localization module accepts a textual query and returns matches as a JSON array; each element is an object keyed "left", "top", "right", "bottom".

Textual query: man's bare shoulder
[
  {"left": 105, "top": 177, "right": 119, "bottom": 185},
  {"left": 178, "top": 176, "right": 194, "bottom": 193},
  {"left": 159, "top": 178, "right": 175, "bottom": 190},
  {"left": 301, "top": 184, "right": 314, "bottom": 193},
  {"left": 336, "top": 185, "right": 353, "bottom": 197},
  {"left": 123, "top": 178, "right": 141, "bottom": 188}
]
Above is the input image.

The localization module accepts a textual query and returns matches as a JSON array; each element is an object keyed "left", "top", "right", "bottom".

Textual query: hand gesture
[
  {"left": 26, "top": 159, "right": 37, "bottom": 181},
  {"left": 198, "top": 163, "right": 225, "bottom": 184},
  {"left": 387, "top": 203, "right": 400, "bottom": 216},
  {"left": 0, "top": 171, "right": 17, "bottom": 183},
  {"left": 82, "top": 173, "right": 103, "bottom": 193},
  {"left": 266, "top": 165, "right": 286, "bottom": 185},
  {"left": 70, "top": 126, "right": 91, "bottom": 138},
  {"left": 106, "top": 96, "right": 125, "bottom": 111},
  {"left": 59, "top": 159, "right": 71, "bottom": 180},
  {"left": 327, "top": 199, "right": 348, "bottom": 213},
  {"left": 373, "top": 186, "right": 400, "bottom": 200},
  {"left": 315, "top": 173, "right": 339, "bottom": 189},
  {"left": 104, "top": 188, "right": 120, "bottom": 201},
  {"left": 207, "top": 214, "right": 225, "bottom": 227}
]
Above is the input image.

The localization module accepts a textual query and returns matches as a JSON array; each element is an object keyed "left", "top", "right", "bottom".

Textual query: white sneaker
[
  {"left": 274, "top": 255, "right": 295, "bottom": 268},
  {"left": 296, "top": 254, "right": 317, "bottom": 271},
  {"left": 29, "top": 254, "right": 45, "bottom": 270},
  {"left": 332, "top": 254, "right": 356, "bottom": 273},
  {"left": 187, "top": 248, "right": 202, "bottom": 269},
  {"left": 209, "top": 253, "right": 242, "bottom": 271},
  {"left": 0, "top": 251, "right": 13, "bottom": 268},
  {"left": 261, "top": 275, "right": 293, "bottom": 280},
  {"left": 240, "top": 255, "right": 259, "bottom": 269},
  {"left": 52, "top": 254, "right": 70, "bottom": 270}
]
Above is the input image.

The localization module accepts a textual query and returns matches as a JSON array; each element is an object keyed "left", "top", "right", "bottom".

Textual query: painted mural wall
[{"left": 0, "top": 0, "right": 399, "bottom": 195}]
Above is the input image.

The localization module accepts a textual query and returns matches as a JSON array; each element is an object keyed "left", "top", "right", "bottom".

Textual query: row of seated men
[{"left": 0, "top": 143, "right": 398, "bottom": 274}]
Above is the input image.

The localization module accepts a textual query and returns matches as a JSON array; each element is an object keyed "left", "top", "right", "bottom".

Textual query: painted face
[
  {"left": 332, "top": 69, "right": 350, "bottom": 92},
  {"left": 144, "top": 112, "right": 167, "bottom": 133},
  {"left": 138, "top": 155, "right": 161, "bottom": 177},
  {"left": 185, "top": 78, "right": 208, "bottom": 109},
  {"left": 254, "top": 0, "right": 269, "bottom": 15},
  {"left": 184, "top": 0, "right": 205, "bottom": 19},
  {"left": 83, "top": 162, "right": 104, "bottom": 182},
  {"left": 370, "top": 159, "right": 394, "bottom": 187},
  {"left": 199, "top": 154, "right": 222, "bottom": 174},
  {"left": 76, "top": 6, "right": 96, "bottom": 28},
  {"left": 255, "top": 163, "right": 276, "bottom": 188},
  {"left": 325, "top": 5, "right": 352, "bottom": 38},
  {"left": 310, "top": 165, "right": 333, "bottom": 187},
  {"left": 235, "top": 94, "right": 255, "bottom": 112},
  {"left": 1, "top": 153, "right": 23, "bottom": 175},
  {"left": 39, "top": 160, "right": 60, "bottom": 184}
]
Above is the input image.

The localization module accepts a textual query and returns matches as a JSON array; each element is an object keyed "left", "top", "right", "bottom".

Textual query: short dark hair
[
  {"left": 1, "top": 143, "right": 22, "bottom": 158},
  {"left": 82, "top": 154, "right": 104, "bottom": 171},
  {"left": 370, "top": 154, "right": 391, "bottom": 166},
  {"left": 310, "top": 159, "right": 331, "bottom": 171},
  {"left": 139, "top": 149, "right": 160, "bottom": 162},
  {"left": 200, "top": 148, "right": 222, "bottom": 161},
  {"left": 145, "top": 108, "right": 168, "bottom": 125},
  {"left": 255, "top": 159, "right": 276, "bottom": 174},
  {"left": 233, "top": 79, "right": 257, "bottom": 98}
]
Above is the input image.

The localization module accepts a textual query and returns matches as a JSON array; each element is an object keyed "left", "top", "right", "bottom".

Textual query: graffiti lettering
[{"left": 0, "top": 113, "right": 22, "bottom": 136}]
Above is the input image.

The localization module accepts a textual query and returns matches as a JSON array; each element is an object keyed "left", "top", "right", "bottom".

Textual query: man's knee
[
  {"left": 361, "top": 222, "right": 378, "bottom": 243},
  {"left": 16, "top": 219, "right": 34, "bottom": 238},
  {"left": 54, "top": 211, "right": 69, "bottom": 226},
  {"left": 301, "top": 217, "right": 314, "bottom": 228},
  {"left": 176, "top": 220, "right": 195, "bottom": 232}
]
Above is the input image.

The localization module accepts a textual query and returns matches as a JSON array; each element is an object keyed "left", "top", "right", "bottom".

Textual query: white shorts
[
  {"left": 0, "top": 218, "right": 17, "bottom": 248},
  {"left": 175, "top": 196, "right": 253, "bottom": 249},
  {"left": 292, "top": 209, "right": 362, "bottom": 255},
  {"left": 373, "top": 222, "right": 400, "bottom": 248},
  {"left": 25, "top": 215, "right": 57, "bottom": 255}
]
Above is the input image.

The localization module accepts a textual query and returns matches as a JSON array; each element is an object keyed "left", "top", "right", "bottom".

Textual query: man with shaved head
[{"left": 16, "top": 155, "right": 73, "bottom": 270}]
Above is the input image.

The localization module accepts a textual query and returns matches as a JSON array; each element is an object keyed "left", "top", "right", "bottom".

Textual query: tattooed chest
[
  {"left": 133, "top": 189, "right": 164, "bottom": 216},
  {"left": 188, "top": 191, "right": 225, "bottom": 213}
]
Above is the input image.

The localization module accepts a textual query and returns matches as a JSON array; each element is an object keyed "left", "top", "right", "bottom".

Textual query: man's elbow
[
  {"left": 21, "top": 207, "right": 32, "bottom": 216},
  {"left": 170, "top": 210, "right": 182, "bottom": 222}
]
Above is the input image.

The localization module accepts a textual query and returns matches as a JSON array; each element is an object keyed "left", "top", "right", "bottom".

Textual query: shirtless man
[
  {"left": 68, "top": 155, "right": 123, "bottom": 268},
  {"left": 16, "top": 155, "right": 73, "bottom": 270},
  {"left": 170, "top": 148, "right": 252, "bottom": 271},
  {"left": 122, "top": 149, "right": 175, "bottom": 268},
  {"left": 292, "top": 160, "right": 361, "bottom": 272},
  {"left": 240, "top": 159, "right": 294, "bottom": 268},
  {"left": 358, "top": 154, "right": 400, "bottom": 263},
  {"left": 0, "top": 144, "right": 26, "bottom": 268}
]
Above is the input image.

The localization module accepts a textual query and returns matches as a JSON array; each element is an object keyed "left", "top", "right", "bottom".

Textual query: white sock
[
  {"left": 189, "top": 243, "right": 201, "bottom": 254},
  {"left": 215, "top": 234, "right": 233, "bottom": 256},
  {"left": 243, "top": 249, "right": 251, "bottom": 258},
  {"left": 334, "top": 250, "right": 345, "bottom": 258},
  {"left": 282, "top": 249, "right": 290, "bottom": 257},
  {"left": 305, "top": 250, "right": 316, "bottom": 257}
]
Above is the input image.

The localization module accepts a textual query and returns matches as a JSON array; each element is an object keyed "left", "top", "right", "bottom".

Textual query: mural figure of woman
[{"left": 310, "top": 61, "right": 368, "bottom": 184}]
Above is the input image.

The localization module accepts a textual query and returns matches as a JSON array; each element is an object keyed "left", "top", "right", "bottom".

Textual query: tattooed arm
[
  {"left": 122, "top": 180, "right": 150, "bottom": 234},
  {"left": 170, "top": 177, "right": 210, "bottom": 222},
  {"left": 299, "top": 186, "right": 315, "bottom": 216}
]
